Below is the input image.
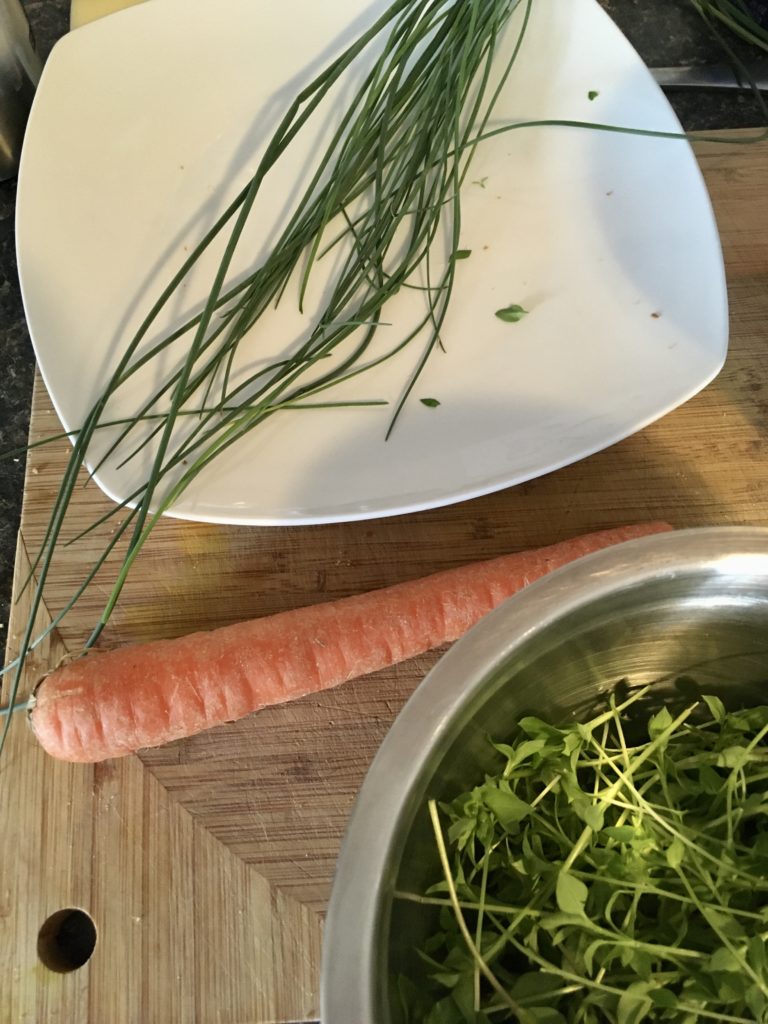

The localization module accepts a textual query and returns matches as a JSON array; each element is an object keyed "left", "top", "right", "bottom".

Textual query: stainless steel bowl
[{"left": 321, "top": 526, "right": 768, "bottom": 1023}]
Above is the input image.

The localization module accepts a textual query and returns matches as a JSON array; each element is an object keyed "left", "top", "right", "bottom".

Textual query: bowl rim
[{"left": 320, "top": 525, "right": 768, "bottom": 1022}]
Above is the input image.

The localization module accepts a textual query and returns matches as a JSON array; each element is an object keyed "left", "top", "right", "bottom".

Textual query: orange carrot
[{"left": 30, "top": 522, "right": 672, "bottom": 762}]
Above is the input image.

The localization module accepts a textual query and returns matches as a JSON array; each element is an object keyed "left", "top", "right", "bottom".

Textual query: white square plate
[{"left": 16, "top": 0, "right": 727, "bottom": 524}]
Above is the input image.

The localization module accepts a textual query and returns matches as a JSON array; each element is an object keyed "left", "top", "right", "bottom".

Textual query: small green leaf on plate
[
  {"left": 588, "top": 89, "right": 599, "bottom": 101},
  {"left": 420, "top": 398, "right": 441, "bottom": 408},
  {"left": 495, "top": 304, "right": 528, "bottom": 323},
  {"left": 454, "top": 249, "right": 472, "bottom": 260}
]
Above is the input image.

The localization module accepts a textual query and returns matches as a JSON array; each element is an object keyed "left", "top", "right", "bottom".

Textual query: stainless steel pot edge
[{"left": 320, "top": 526, "right": 768, "bottom": 1023}]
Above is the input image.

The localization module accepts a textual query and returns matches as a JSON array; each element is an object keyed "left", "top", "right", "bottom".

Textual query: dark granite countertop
[
  {"left": 0, "top": 0, "right": 766, "bottom": 645},
  {"left": 0, "top": 1, "right": 69, "bottom": 644}
]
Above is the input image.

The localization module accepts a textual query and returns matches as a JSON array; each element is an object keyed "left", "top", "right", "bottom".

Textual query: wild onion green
[{"left": 396, "top": 687, "right": 768, "bottom": 1023}]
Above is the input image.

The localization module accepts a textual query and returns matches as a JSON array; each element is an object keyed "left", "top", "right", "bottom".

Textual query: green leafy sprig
[{"left": 396, "top": 688, "right": 768, "bottom": 1023}]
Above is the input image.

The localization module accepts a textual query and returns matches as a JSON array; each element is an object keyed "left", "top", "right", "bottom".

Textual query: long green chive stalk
[{"left": 0, "top": 0, "right": 533, "bottom": 747}]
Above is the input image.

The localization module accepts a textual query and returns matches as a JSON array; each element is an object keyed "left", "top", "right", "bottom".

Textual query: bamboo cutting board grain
[{"left": 1, "top": 133, "right": 767, "bottom": 1022}]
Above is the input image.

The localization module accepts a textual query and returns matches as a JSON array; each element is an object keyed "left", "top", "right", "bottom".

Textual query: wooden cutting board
[{"left": 1, "top": 132, "right": 767, "bottom": 1023}]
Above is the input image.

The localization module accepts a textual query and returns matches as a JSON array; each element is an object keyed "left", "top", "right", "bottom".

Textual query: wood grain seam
[{"left": 3, "top": 530, "right": 71, "bottom": 689}]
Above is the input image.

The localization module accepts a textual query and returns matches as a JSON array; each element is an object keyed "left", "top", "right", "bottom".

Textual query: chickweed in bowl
[{"left": 394, "top": 686, "right": 768, "bottom": 1023}]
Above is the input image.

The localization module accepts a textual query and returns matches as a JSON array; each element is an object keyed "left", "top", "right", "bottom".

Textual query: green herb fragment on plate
[
  {"left": 496, "top": 304, "right": 528, "bottom": 323},
  {"left": 396, "top": 687, "right": 768, "bottom": 1022},
  {"left": 421, "top": 398, "right": 441, "bottom": 408},
  {"left": 588, "top": 89, "right": 599, "bottom": 101}
]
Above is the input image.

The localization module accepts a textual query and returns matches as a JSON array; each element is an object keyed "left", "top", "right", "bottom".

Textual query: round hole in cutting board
[{"left": 37, "top": 908, "right": 97, "bottom": 972}]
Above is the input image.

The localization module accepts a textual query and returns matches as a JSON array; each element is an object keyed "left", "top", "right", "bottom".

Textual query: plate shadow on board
[
  {"left": 170, "top": 382, "right": 715, "bottom": 523},
  {"left": 141, "top": 409, "right": 730, "bottom": 617},
  {"left": 85, "top": 387, "right": 732, "bottom": 648}
]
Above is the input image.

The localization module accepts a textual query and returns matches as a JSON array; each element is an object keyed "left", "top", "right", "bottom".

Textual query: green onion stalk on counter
[
  {"left": 693, "top": 0, "right": 768, "bottom": 51},
  {"left": 1, "top": 0, "right": 767, "bottom": 750},
  {"left": 1, "top": 0, "right": 534, "bottom": 744}
]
